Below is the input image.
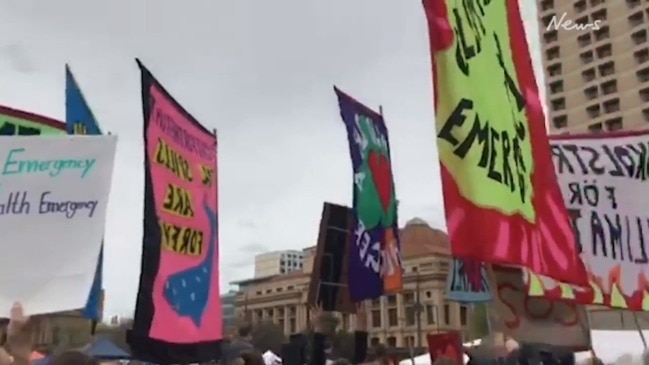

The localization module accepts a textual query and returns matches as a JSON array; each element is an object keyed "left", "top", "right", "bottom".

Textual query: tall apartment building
[
  {"left": 537, "top": 0, "right": 649, "bottom": 133},
  {"left": 254, "top": 250, "right": 304, "bottom": 278}
]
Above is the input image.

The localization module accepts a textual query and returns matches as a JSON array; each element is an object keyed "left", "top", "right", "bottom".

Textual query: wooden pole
[{"left": 634, "top": 312, "right": 647, "bottom": 349}]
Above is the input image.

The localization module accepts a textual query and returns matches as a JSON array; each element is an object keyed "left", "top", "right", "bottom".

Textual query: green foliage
[
  {"left": 469, "top": 303, "right": 489, "bottom": 339},
  {"left": 251, "top": 321, "right": 286, "bottom": 354},
  {"left": 331, "top": 329, "right": 356, "bottom": 360}
]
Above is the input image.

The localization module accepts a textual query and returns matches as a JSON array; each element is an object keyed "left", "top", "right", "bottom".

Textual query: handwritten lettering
[
  {"left": 546, "top": 13, "right": 602, "bottom": 31},
  {"left": 154, "top": 138, "right": 194, "bottom": 183},
  {"left": 0, "top": 191, "right": 30, "bottom": 215},
  {"left": 438, "top": 98, "right": 528, "bottom": 203},
  {"left": 497, "top": 280, "right": 579, "bottom": 329},
  {"left": 161, "top": 183, "right": 195, "bottom": 218},
  {"left": 153, "top": 107, "right": 215, "bottom": 161},
  {"left": 199, "top": 165, "right": 215, "bottom": 187},
  {"left": 552, "top": 143, "right": 649, "bottom": 181},
  {"left": 39, "top": 191, "right": 97, "bottom": 218},
  {"left": 2, "top": 148, "right": 95, "bottom": 178},
  {"left": 353, "top": 220, "right": 381, "bottom": 273},
  {"left": 160, "top": 221, "right": 204, "bottom": 256}
]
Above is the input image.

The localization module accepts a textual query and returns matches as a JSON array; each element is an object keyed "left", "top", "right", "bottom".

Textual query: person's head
[
  {"left": 237, "top": 349, "right": 264, "bottom": 365},
  {"left": 332, "top": 359, "right": 351, "bottom": 365},
  {"left": 374, "top": 344, "right": 390, "bottom": 365},
  {"left": 237, "top": 323, "right": 253, "bottom": 341},
  {"left": 50, "top": 351, "right": 99, "bottom": 365}
]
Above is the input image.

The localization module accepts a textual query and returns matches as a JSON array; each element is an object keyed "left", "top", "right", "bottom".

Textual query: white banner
[
  {"left": 490, "top": 267, "right": 591, "bottom": 349},
  {"left": 526, "top": 131, "right": 649, "bottom": 313},
  {"left": 0, "top": 135, "right": 117, "bottom": 316}
]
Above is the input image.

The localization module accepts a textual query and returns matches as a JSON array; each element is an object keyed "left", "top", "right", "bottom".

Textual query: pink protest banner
[{"left": 128, "top": 59, "right": 221, "bottom": 364}]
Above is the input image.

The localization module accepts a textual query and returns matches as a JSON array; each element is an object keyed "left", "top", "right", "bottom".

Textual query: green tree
[
  {"left": 469, "top": 303, "right": 489, "bottom": 339},
  {"left": 251, "top": 321, "right": 285, "bottom": 354},
  {"left": 332, "top": 329, "right": 355, "bottom": 360}
]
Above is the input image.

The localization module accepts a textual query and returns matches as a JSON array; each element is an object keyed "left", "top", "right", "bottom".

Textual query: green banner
[{"left": 0, "top": 105, "right": 65, "bottom": 136}]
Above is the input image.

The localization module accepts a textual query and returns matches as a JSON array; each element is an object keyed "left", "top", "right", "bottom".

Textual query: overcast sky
[{"left": 0, "top": 0, "right": 545, "bottom": 317}]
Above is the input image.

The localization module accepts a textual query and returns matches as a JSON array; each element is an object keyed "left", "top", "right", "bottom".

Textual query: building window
[
  {"left": 585, "top": 85, "right": 599, "bottom": 99},
  {"left": 582, "top": 67, "right": 596, "bottom": 82},
  {"left": 550, "top": 97, "right": 566, "bottom": 111},
  {"left": 405, "top": 306, "right": 416, "bottom": 326},
  {"left": 595, "top": 44, "right": 612, "bottom": 59},
  {"left": 580, "top": 50, "right": 594, "bottom": 64},
  {"left": 388, "top": 308, "right": 398, "bottom": 327},
  {"left": 638, "top": 67, "right": 649, "bottom": 82},
  {"left": 443, "top": 304, "right": 451, "bottom": 325},
  {"left": 549, "top": 80, "right": 564, "bottom": 94},
  {"left": 577, "top": 33, "right": 592, "bottom": 47},
  {"left": 387, "top": 336, "right": 397, "bottom": 347},
  {"left": 632, "top": 29, "right": 648, "bottom": 45},
  {"left": 371, "top": 298, "right": 381, "bottom": 307},
  {"left": 640, "top": 87, "right": 649, "bottom": 102},
  {"left": 426, "top": 304, "right": 437, "bottom": 324},
  {"left": 403, "top": 292, "right": 415, "bottom": 305},
  {"left": 370, "top": 337, "right": 380, "bottom": 346},
  {"left": 387, "top": 295, "right": 397, "bottom": 306},
  {"left": 593, "top": 26, "right": 609, "bottom": 41},
  {"left": 289, "top": 318, "right": 296, "bottom": 332},
  {"left": 635, "top": 48, "right": 649, "bottom": 65},
  {"left": 605, "top": 117, "right": 623, "bottom": 131},
  {"left": 404, "top": 336, "right": 415, "bottom": 348},
  {"left": 552, "top": 115, "right": 567, "bottom": 129},
  {"left": 460, "top": 306, "right": 468, "bottom": 326},
  {"left": 601, "top": 80, "right": 617, "bottom": 95},
  {"left": 546, "top": 46, "right": 560, "bottom": 60},
  {"left": 547, "top": 63, "right": 562, "bottom": 76},
  {"left": 287, "top": 285, "right": 295, "bottom": 290},
  {"left": 628, "top": 11, "right": 644, "bottom": 28},
  {"left": 589, "top": 123, "right": 603, "bottom": 133},
  {"left": 643, "top": 108, "right": 649, "bottom": 122},
  {"left": 586, "top": 104, "right": 601, "bottom": 118},
  {"left": 626, "top": 0, "right": 640, "bottom": 8},
  {"left": 598, "top": 61, "right": 615, "bottom": 77},
  {"left": 371, "top": 309, "right": 381, "bottom": 328},
  {"left": 573, "top": 0, "right": 586, "bottom": 12},
  {"left": 603, "top": 98, "right": 620, "bottom": 113},
  {"left": 589, "top": 0, "right": 604, "bottom": 6},
  {"left": 543, "top": 30, "right": 558, "bottom": 44},
  {"left": 540, "top": 0, "right": 554, "bottom": 11},
  {"left": 591, "top": 8, "right": 607, "bottom": 22}
]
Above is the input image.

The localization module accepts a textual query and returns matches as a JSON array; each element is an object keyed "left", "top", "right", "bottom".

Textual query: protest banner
[
  {"left": 334, "top": 87, "right": 402, "bottom": 301},
  {"left": 446, "top": 258, "right": 492, "bottom": 303},
  {"left": 0, "top": 135, "right": 117, "bottom": 316},
  {"left": 422, "top": 0, "right": 587, "bottom": 286},
  {"left": 0, "top": 104, "right": 65, "bottom": 136},
  {"left": 490, "top": 266, "right": 591, "bottom": 350},
  {"left": 525, "top": 130, "right": 649, "bottom": 312},
  {"left": 427, "top": 332, "right": 462, "bottom": 365},
  {"left": 66, "top": 65, "right": 104, "bottom": 325},
  {"left": 128, "top": 60, "right": 221, "bottom": 364}
]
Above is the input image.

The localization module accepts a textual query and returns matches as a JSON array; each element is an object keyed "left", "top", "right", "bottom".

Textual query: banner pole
[
  {"left": 633, "top": 312, "right": 647, "bottom": 349},
  {"left": 583, "top": 309, "right": 598, "bottom": 360}
]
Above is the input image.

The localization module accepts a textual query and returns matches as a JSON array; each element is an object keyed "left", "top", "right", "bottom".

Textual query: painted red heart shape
[{"left": 367, "top": 150, "right": 393, "bottom": 213}]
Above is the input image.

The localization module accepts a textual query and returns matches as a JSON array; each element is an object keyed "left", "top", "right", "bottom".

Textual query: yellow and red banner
[
  {"left": 525, "top": 130, "right": 649, "bottom": 311},
  {"left": 422, "top": 0, "right": 587, "bottom": 285}
]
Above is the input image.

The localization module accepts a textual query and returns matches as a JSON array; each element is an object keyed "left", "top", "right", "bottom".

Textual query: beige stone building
[
  {"left": 232, "top": 219, "right": 471, "bottom": 348},
  {"left": 537, "top": 0, "right": 648, "bottom": 133}
]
